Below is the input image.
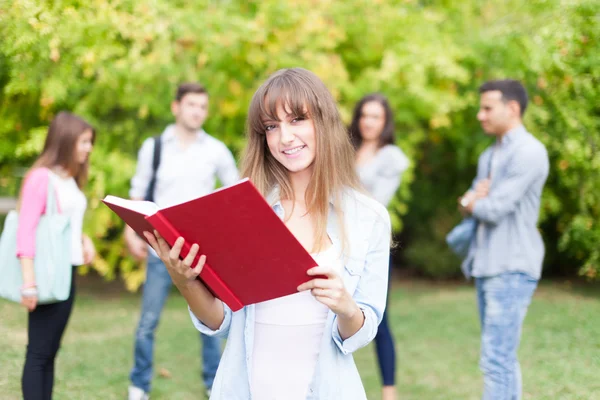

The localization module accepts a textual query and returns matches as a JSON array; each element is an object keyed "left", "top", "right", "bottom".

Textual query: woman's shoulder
[
  {"left": 379, "top": 144, "right": 408, "bottom": 161},
  {"left": 378, "top": 144, "right": 409, "bottom": 174},
  {"left": 19, "top": 168, "right": 50, "bottom": 206},
  {"left": 25, "top": 167, "right": 50, "bottom": 184},
  {"left": 342, "top": 188, "right": 390, "bottom": 226}
]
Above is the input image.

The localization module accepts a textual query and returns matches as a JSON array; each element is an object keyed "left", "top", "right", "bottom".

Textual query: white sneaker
[{"left": 128, "top": 385, "right": 150, "bottom": 400}]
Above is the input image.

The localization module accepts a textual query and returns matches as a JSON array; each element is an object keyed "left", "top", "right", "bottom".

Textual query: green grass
[{"left": 1, "top": 278, "right": 599, "bottom": 399}]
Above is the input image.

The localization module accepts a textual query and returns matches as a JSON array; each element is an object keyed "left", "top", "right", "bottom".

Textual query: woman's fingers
[
  {"left": 306, "top": 265, "right": 337, "bottom": 278},
  {"left": 21, "top": 297, "right": 37, "bottom": 312},
  {"left": 312, "top": 295, "right": 336, "bottom": 308},
  {"left": 189, "top": 254, "right": 206, "bottom": 277},
  {"left": 143, "top": 232, "right": 205, "bottom": 280},
  {"left": 155, "top": 230, "right": 175, "bottom": 256},
  {"left": 310, "top": 288, "right": 339, "bottom": 299},
  {"left": 168, "top": 237, "right": 185, "bottom": 265},
  {"left": 143, "top": 231, "right": 183, "bottom": 261},
  {"left": 143, "top": 231, "right": 161, "bottom": 254},
  {"left": 297, "top": 278, "right": 338, "bottom": 292},
  {"left": 144, "top": 230, "right": 171, "bottom": 261},
  {"left": 182, "top": 244, "right": 200, "bottom": 268}
]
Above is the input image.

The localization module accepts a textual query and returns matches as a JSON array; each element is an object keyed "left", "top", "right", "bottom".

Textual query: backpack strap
[{"left": 144, "top": 135, "right": 162, "bottom": 202}]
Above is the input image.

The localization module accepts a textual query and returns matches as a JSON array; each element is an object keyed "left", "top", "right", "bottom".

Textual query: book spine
[{"left": 146, "top": 212, "right": 244, "bottom": 312}]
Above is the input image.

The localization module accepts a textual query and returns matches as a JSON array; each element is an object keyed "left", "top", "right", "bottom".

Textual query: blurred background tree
[{"left": 0, "top": 0, "right": 597, "bottom": 288}]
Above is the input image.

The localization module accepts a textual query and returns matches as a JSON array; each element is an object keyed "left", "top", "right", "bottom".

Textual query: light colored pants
[{"left": 476, "top": 272, "right": 538, "bottom": 400}]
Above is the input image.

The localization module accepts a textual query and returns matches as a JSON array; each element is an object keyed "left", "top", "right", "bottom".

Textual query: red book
[{"left": 102, "top": 179, "right": 318, "bottom": 312}]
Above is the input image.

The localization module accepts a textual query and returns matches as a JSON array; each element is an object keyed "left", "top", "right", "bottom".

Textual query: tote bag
[
  {"left": 446, "top": 148, "right": 497, "bottom": 259},
  {"left": 0, "top": 175, "right": 72, "bottom": 304},
  {"left": 446, "top": 217, "right": 477, "bottom": 259}
]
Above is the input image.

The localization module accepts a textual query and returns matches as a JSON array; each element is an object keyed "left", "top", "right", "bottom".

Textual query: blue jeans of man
[
  {"left": 476, "top": 272, "right": 537, "bottom": 400},
  {"left": 130, "top": 253, "right": 222, "bottom": 393}
]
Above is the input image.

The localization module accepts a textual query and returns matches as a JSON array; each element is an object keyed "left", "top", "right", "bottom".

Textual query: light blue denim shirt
[
  {"left": 463, "top": 125, "right": 549, "bottom": 280},
  {"left": 188, "top": 187, "right": 391, "bottom": 399}
]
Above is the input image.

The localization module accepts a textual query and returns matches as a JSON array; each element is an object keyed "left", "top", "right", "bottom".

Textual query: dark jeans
[
  {"left": 22, "top": 268, "right": 76, "bottom": 400},
  {"left": 374, "top": 255, "right": 396, "bottom": 386}
]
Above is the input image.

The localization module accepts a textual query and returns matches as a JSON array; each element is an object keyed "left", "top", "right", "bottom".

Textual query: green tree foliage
[
  {"left": 0, "top": 0, "right": 597, "bottom": 287},
  {"left": 402, "top": 0, "right": 600, "bottom": 279}
]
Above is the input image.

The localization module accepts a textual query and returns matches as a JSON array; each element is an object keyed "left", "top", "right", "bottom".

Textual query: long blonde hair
[{"left": 240, "top": 68, "right": 360, "bottom": 252}]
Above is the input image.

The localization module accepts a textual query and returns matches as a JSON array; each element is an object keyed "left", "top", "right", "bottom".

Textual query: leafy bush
[{"left": 0, "top": 0, "right": 597, "bottom": 287}]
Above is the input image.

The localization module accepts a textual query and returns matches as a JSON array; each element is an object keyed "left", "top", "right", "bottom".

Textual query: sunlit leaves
[{"left": 0, "top": 0, "right": 597, "bottom": 285}]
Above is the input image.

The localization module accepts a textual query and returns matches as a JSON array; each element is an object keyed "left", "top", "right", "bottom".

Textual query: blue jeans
[
  {"left": 476, "top": 272, "right": 538, "bottom": 400},
  {"left": 130, "top": 253, "right": 222, "bottom": 393}
]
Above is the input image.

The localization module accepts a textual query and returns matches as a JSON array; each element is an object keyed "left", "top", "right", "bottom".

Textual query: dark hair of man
[
  {"left": 175, "top": 82, "right": 207, "bottom": 101},
  {"left": 479, "top": 79, "right": 528, "bottom": 116}
]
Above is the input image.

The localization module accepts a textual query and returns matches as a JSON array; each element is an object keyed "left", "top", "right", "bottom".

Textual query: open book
[{"left": 103, "top": 179, "right": 317, "bottom": 311}]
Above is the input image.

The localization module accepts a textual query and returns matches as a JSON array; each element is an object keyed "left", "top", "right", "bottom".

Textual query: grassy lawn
[{"left": 1, "top": 277, "right": 599, "bottom": 399}]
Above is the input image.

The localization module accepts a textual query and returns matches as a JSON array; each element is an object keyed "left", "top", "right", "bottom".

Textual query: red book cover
[{"left": 102, "top": 179, "right": 318, "bottom": 312}]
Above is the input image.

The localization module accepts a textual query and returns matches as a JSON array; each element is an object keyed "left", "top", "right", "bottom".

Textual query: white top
[
  {"left": 251, "top": 245, "right": 343, "bottom": 400},
  {"left": 129, "top": 125, "right": 239, "bottom": 207},
  {"left": 357, "top": 144, "right": 409, "bottom": 207},
  {"left": 48, "top": 171, "right": 87, "bottom": 266}
]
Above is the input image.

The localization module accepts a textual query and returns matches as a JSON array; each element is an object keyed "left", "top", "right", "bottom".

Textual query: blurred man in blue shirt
[{"left": 459, "top": 80, "right": 549, "bottom": 400}]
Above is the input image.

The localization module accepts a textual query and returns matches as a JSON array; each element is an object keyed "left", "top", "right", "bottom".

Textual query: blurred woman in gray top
[{"left": 349, "top": 94, "right": 409, "bottom": 400}]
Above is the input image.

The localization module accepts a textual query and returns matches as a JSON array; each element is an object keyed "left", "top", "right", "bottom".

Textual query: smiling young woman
[{"left": 144, "top": 68, "right": 391, "bottom": 399}]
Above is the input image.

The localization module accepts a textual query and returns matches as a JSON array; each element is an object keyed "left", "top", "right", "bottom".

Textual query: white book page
[{"left": 103, "top": 195, "right": 159, "bottom": 216}]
